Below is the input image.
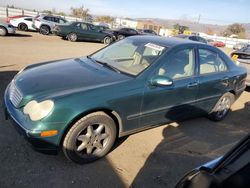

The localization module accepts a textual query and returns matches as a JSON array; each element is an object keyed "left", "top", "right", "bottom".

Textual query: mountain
[{"left": 137, "top": 18, "right": 250, "bottom": 38}]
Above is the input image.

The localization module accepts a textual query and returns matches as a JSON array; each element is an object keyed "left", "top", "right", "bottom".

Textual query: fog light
[{"left": 40, "top": 130, "right": 58, "bottom": 137}]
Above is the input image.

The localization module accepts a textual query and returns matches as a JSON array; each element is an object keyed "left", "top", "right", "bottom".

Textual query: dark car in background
[
  {"left": 112, "top": 27, "right": 140, "bottom": 40},
  {"left": 231, "top": 44, "right": 250, "bottom": 86},
  {"left": 4, "top": 36, "right": 246, "bottom": 164},
  {"left": 138, "top": 29, "right": 158, "bottom": 35},
  {"left": 176, "top": 34, "right": 208, "bottom": 44},
  {"left": 176, "top": 133, "right": 250, "bottom": 188},
  {"left": 53, "top": 22, "right": 115, "bottom": 44}
]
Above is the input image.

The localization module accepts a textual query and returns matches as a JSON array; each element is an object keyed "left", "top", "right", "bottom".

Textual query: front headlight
[{"left": 23, "top": 100, "right": 54, "bottom": 121}]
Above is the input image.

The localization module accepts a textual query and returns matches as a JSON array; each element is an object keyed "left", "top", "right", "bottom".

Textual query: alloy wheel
[
  {"left": 75, "top": 124, "right": 110, "bottom": 156},
  {"left": 216, "top": 96, "right": 231, "bottom": 119}
]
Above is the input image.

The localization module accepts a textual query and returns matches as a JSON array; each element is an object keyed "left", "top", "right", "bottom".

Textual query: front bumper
[
  {"left": 7, "top": 27, "right": 16, "bottom": 34},
  {"left": 3, "top": 84, "right": 61, "bottom": 153}
]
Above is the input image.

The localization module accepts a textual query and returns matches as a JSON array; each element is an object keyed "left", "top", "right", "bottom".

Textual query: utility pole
[{"left": 197, "top": 14, "right": 201, "bottom": 24}]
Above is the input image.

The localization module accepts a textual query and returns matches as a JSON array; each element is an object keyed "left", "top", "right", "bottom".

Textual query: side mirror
[{"left": 150, "top": 76, "right": 173, "bottom": 87}]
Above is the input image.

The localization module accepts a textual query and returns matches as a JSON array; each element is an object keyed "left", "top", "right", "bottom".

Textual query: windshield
[{"left": 91, "top": 38, "right": 167, "bottom": 76}]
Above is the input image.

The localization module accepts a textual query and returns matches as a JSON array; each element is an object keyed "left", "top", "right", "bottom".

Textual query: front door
[{"left": 140, "top": 47, "right": 199, "bottom": 127}]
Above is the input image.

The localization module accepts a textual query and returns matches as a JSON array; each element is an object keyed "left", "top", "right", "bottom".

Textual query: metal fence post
[{"left": 6, "top": 7, "right": 8, "bottom": 18}]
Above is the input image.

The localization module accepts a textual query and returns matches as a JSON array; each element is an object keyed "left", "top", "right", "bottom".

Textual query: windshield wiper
[{"left": 87, "top": 56, "right": 120, "bottom": 73}]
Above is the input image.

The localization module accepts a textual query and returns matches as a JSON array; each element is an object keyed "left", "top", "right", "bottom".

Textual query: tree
[
  {"left": 42, "top": 10, "right": 53, "bottom": 15},
  {"left": 223, "top": 23, "right": 246, "bottom": 38},
  {"left": 95, "top": 16, "right": 114, "bottom": 23},
  {"left": 173, "top": 24, "right": 189, "bottom": 34},
  {"left": 70, "top": 5, "right": 90, "bottom": 21},
  {"left": 205, "top": 27, "right": 214, "bottom": 35}
]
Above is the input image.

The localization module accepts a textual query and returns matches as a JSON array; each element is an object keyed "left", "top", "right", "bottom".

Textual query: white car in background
[{"left": 10, "top": 17, "right": 36, "bottom": 31}]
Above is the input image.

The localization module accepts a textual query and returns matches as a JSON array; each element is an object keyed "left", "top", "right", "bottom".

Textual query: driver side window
[{"left": 157, "top": 48, "right": 195, "bottom": 79}]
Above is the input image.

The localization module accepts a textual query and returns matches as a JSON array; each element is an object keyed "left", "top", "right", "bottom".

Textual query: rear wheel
[
  {"left": 39, "top": 25, "right": 50, "bottom": 35},
  {"left": 103, "top": 36, "right": 112, "bottom": 45},
  {"left": 0, "top": 26, "right": 7, "bottom": 36},
  {"left": 208, "top": 92, "right": 235, "bottom": 121},
  {"left": 67, "top": 33, "right": 78, "bottom": 42},
  {"left": 63, "top": 112, "right": 117, "bottom": 164},
  {"left": 18, "top": 23, "right": 28, "bottom": 31}
]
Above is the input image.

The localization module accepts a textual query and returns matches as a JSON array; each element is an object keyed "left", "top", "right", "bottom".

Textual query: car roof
[{"left": 128, "top": 35, "right": 201, "bottom": 48}]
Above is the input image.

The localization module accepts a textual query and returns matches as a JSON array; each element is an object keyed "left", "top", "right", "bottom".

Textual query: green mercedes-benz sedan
[{"left": 4, "top": 36, "right": 247, "bottom": 163}]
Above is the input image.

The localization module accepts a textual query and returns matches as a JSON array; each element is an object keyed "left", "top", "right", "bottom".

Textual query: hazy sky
[{"left": 0, "top": 0, "right": 249, "bottom": 24}]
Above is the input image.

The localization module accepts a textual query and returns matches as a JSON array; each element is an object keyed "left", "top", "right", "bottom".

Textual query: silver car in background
[
  {"left": 0, "top": 22, "right": 16, "bottom": 36},
  {"left": 231, "top": 44, "right": 250, "bottom": 86},
  {"left": 32, "top": 14, "right": 68, "bottom": 35}
]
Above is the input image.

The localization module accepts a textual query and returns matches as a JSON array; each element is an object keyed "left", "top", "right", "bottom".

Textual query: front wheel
[
  {"left": 63, "top": 112, "right": 117, "bottom": 164},
  {"left": 118, "top": 35, "right": 125, "bottom": 40},
  {"left": 208, "top": 92, "right": 235, "bottom": 121}
]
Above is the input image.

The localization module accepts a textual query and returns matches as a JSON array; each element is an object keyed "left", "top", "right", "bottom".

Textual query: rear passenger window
[{"left": 199, "top": 49, "right": 228, "bottom": 74}]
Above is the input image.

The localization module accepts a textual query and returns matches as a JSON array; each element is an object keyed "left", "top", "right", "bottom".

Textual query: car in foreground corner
[
  {"left": 4, "top": 36, "right": 247, "bottom": 164},
  {"left": 231, "top": 44, "right": 250, "bottom": 86},
  {"left": 53, "top": 22, "right": 115, "bottom": 44},
  {"left": 176, "top": 133, "right": 250, "bottom": 188},
  {"left": 0, "top": 22, "right": 16, "bottom": 36},
  {"left": 10, "top": 16, "right": 36, "bottom": 31}
]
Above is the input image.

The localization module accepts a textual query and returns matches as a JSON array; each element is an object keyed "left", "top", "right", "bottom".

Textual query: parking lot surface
[{"left": 0, "top": 32, "right": 250, "bottom": 188}]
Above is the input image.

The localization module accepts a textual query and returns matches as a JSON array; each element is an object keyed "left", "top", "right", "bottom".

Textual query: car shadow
[
  {"left": 131, "top": 101, "right": 250, "bottom": 187},
  {"left": 7, "top": 33, "right": 32, "bottom": 37},
  {"left": 0, "top": 70, "right": 126, "bottom": 187}
]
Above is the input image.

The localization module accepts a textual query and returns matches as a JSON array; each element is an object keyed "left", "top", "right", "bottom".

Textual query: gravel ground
[{"left": 0, "top": 31, "right": 250, "bottom": 188}]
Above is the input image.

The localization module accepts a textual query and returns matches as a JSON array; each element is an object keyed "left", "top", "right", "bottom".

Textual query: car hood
[{"left": 14, "top": 57, "right": 131, "bottom": 102}]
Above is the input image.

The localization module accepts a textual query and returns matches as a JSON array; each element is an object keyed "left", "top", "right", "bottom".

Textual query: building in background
[
  {"left": 137, "top": 20, "right": 163, "bottom": 34},
  {"left": 114, "top": 18, "right": 138, "bottom": 29}
]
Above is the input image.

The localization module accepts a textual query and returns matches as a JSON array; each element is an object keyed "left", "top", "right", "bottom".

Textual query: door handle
[{"left": 187, "top": 82, "right": 198, "bottom": 88}]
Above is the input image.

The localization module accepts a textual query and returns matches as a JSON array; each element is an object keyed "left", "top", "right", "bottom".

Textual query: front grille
[{"left": 9, "top": 82, "right": 23, "bottom": 107}]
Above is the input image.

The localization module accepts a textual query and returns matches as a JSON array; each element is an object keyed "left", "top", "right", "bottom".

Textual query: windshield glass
[{"left": 91, "top": 38, "right": 167, "bottom": 76}]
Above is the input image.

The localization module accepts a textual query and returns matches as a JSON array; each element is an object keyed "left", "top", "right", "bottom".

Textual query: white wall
[
  {"left": 114, "top": 18, "right": 138, "bottom": 29},
  {"left": 0, "top": 6, "right": 83, "bottom": 22}
]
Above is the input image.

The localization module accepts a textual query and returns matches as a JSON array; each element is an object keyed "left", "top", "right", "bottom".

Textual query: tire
[
  {"left": 18, "top": 23, "right": 28, "bottom": 31},
  {"left": 103, "top": 36, "right": 112, "bottom": 45},
  {"left": 0, "top": 26, "right": 7, "bottom": 36},
  {"left": 118, "top": 35, "right": 125, "bottom": 40},
  {"left": 67, "top": 33, "right": 78, "bottom": 42},
  {"left": 39, "top": 25, "right": 50, "bottom": 35},
  {"left": 208, "top": 92, "right": 235, "bottom": 121},
  {"left": 63, "top": 112, "right": 117, "bottom": 164}
]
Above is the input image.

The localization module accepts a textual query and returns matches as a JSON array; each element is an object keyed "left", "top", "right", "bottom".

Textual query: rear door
[{"left": 195, "top": 47, "right": 230, "bottom": 112}]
